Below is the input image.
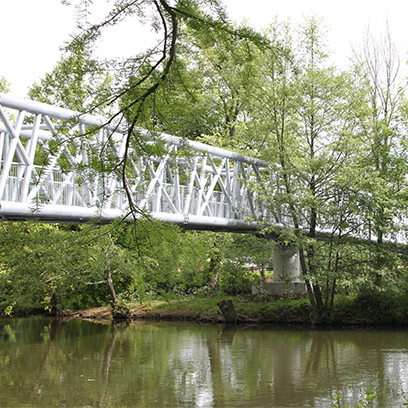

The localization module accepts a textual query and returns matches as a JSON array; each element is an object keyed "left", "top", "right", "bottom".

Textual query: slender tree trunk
[
  {"left": 106, "top": 267, "right": 118, "bottom": 306},
  {"left": 260, "top": 266, "right": 266, "bottom": 281},
  {"left": 330, "top": 279, "right": 336, "bottom": 308},
  {"left": 304, "top": 278, "right": 321, "bottom": 322},
  {"left": 208, "top": 256, "right": 221, "bottom": 294}
]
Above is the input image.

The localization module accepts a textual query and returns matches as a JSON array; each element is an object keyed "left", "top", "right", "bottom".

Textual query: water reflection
[{"left": 1, "top": 318, "right": 408, "bottom": 407}]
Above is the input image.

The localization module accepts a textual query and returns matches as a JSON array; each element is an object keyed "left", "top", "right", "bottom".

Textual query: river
[{"left": 1, "top": 317, "right": 408, "bottom": 407}]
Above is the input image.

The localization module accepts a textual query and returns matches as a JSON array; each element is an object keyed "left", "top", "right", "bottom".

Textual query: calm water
[{"left": 1, "top": 318, "right": 408, "bottom": 407}]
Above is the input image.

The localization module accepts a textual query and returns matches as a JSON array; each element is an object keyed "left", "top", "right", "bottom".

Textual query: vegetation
[
  {"left": 0, "top": 76, "right": 9, "bottom": 93},
  {"left": 0, "top": 220, "right": 271, "bottom": 317},
  {"left": 2, "top": 219, "right": 408, "bottom": 326},
  {"left": 331, "top": 388, "right": 378, "bottom": 408},
  {"left": 28, "top": 44, "right": 113, "bottom": 115},
  {"left": 1, "top": 1, "right": 408, "bottom": 324}
]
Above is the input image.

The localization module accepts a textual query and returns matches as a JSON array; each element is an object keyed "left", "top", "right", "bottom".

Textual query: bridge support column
[
  {"left": 252, "top": 245, "right": 306, "bottom": 296},
  {"left": 273, "top": 245, "right": 301, "bottom": 283}
]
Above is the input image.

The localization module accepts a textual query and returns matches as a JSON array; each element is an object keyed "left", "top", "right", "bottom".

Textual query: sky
[{"left": 1, "top": 0, "right": 408, "bottom": 97}]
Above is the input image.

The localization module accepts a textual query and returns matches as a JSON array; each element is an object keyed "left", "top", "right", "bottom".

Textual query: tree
[
  {"left": 58, "top": 0, "right": 268, "bottom": 220},
  {"left": 16, "top": 2, "right": 408, "bottom": 319},
  {"left": 175, "top": 23, "right": 263, "bottom": 148},
  {"left": 28, "top": 45, "right": 113, "bottom": 114},
  {"left": 120, "top": 22, "right": 264, "bottom": 148},
  {"left": 224, "top": 234, "right": 275, "bottom": 281},
  {"left": 0, "top": 222, "right": 138, "bottom": 314},
  {"left": 352, "top": 23, "right": 408, "bottom": 271},
  {"left": 249, "top": 16, "right": 372, "bottom": 321}
]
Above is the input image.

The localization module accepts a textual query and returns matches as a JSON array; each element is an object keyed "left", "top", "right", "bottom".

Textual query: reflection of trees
[
  {"left": 303, "top": 331, "right": 340, "bottom": 390},
  {"left": 206, "top": 324, "right": 236, "bottom": 405},
  {"left": 99, "top": 323, "right": 121, "bottom": 406},
  {"left": 0, "top": 318, "right": 113, "bottom": 407},
  {"left": 207, "top": 327, "right": 223, "bottom": 403},
  {"left": 0, "top": 318, "right": 66, "bottom": 404},
  {"left": 2, "top": 320, "right": 408, "bottom": 407},
  {"left": 202, "top": 327, "right": 408, "bottom": 407}
]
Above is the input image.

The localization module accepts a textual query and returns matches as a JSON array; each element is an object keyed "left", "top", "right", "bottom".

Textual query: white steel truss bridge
[{"left": 0, "top": 94, "right": 274, "bottom": 232}]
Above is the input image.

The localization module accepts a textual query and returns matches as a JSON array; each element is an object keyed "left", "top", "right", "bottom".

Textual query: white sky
[{"left": 1, "top": 0, "right": 408, "bottom": 97}]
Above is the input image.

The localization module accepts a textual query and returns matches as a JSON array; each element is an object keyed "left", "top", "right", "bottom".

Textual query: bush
[
  {"left": 351, "top": 282, "right": 408, "bottom": 324},
  {"left": 219, "top": 261, "right": 255, "bottom": 295}
]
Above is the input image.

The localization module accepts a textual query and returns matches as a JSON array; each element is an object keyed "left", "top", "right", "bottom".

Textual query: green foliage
[
  {"left": 238, "top": 15, "right": 408, "bottom": 321},
  {"left": 327, "top": 268, "right": 408, "bottom": 325},
  {"left": 0, "top": 222, "right": 138, "bottom": 313},
  {"left": 108, "top": 0, "right": 271, "bottom": 155},
  {"left": 110, "top": 303, "right": 131, "bottom": 319},
  {"left": 331, "top": 388, "right": 377, "bottom": 408},
  {"left": 3, "top": 1, "right": 408, "bottom": 322},
  {"left": 215, "top": 234, "right": 275, "bottom": 294},
  {"left": 28, "top": 45, "right": 113, "bottom": 114},
  {"left": 115, "top": 222, "right": 212, "bottom": 298},
  {"left": 351, "top": 26, "right": 408, "bottom": 247},
  {"left": 351, "top": 278, "right": 408, "bottom": 324},
  {"left": 0, "top": 76, "right": 10, "bottom": 93},
  {"left": 218, "top": 261, "right": 253, "bottom": 295},
  {"left": 117, "top": 227, "right": 272, "bottom": 299},
  {"left": 0, "top": 219, "right": 275, "bottom": 313}
]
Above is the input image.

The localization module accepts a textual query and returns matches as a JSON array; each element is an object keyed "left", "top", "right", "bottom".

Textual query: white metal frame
[{"left": 0, "top": 93, "right": 273, "bottom": 231}]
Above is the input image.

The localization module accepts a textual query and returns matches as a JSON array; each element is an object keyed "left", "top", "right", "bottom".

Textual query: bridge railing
[{"left": 0, "top": 93, "right": 274, "bottom": 230}]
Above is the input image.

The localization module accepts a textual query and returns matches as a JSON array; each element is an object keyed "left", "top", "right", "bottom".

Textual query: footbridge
[{"left": 0, "top": 93, "right": 275, "bottom": 232}]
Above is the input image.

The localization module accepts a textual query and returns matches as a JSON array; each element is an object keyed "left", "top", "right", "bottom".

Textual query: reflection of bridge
[{"left": 0, "top": 93, "right": 274, "bottom": 231}]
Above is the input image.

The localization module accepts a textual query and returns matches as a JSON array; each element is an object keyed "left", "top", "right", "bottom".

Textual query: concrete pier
[{"left": 252, "top": 245, "right": 306, "bottom": 295}]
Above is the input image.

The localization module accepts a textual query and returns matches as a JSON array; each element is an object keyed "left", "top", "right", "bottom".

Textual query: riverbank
[
  {"left": 57, "top": 293, "right": 408, "bottom": 326},
  {"left": 4, "top": 291, "right": 406, "bottom": 327},
  {"left": 59, "top": 296, "right": 311, "bottom": 324}
]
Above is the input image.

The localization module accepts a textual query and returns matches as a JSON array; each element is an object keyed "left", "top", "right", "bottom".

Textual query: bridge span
[{"left": 0, "top": 93, "right": 276, "bottom": 232}]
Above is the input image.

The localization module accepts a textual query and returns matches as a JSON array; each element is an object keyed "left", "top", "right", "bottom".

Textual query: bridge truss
[{"left": 0, "top": 93, "right": 274, "bottom": 231}]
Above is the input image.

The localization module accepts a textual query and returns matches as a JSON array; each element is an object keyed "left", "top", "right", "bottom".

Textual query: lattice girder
[{"left": 0, "top": 94, "right": 272, "bottom": 231}]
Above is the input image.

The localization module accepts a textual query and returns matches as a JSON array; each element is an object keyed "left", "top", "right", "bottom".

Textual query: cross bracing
[{"left": 0, "top": 93, "right": 273, "bottom": 231}]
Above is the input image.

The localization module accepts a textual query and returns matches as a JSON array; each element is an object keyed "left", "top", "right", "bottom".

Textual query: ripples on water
[{"left": 1, "top": 317, "right": 408, "bottom": 407}]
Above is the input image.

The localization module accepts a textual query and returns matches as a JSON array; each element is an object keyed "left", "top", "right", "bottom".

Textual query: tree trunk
[
  {"left": 217, "top": 299, "right": 237, "bottom": 323},
  {"left": 106, "top": 268, "right": 118, "bottom": 306},
  {"left": 260, "top": 267, "right": 266, "bottom": 281},
  {"left": 209, "top": 248, "right": 222, "bottom": 294}
]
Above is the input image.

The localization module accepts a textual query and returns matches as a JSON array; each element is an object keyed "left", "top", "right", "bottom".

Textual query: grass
[
  {"left": 123, "top": 295, "right": 314, "bottom": 324},
  {"left": 60, "top": 295, "right": 313, "bottom": 324}
]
